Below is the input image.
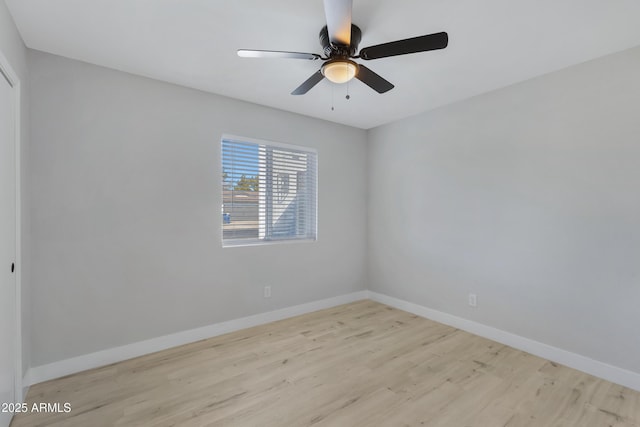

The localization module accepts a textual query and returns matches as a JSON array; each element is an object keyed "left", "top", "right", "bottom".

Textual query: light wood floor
[{"left": 11, "top": 300, "right": 640, "bottom": 426}]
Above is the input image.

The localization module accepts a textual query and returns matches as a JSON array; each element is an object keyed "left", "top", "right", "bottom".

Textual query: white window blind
[{"left": 221, "top": 136, "right": 317, "bottom": 246}]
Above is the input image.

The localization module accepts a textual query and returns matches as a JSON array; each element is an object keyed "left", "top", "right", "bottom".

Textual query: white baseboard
[
  {"left": 24, "top": 289, "right": 640, "bottom": 393},
  {"left": 368, "top": 291, "right": 640, "bottom": 392},
  {"left": 24, "top": 291, "right": 369, "bottom": 386},
  {"left": 21, "top": 384, "right": 29, "bottom": 402}
]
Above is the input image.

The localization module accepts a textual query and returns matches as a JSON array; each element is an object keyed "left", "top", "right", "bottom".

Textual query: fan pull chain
[
  {"left": 331, "top": 84, "right": 335, "bottom": 111},
  {"left": 346, "top": 80, "right": 350, "bottom": 100}
]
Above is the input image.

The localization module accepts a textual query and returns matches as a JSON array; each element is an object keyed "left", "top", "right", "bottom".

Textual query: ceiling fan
[{"left": 237, "top": 0, "right": 448, "bottom": 95}]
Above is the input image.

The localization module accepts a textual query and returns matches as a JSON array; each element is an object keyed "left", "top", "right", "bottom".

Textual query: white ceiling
[{"left": 6, "top": 0, "right": 640, "bottom": 129}]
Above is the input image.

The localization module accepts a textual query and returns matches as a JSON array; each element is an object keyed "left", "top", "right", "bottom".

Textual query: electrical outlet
[
  {"left": 468, "top": 293, "right": 477, "bottom": 308},
  {"left": 263, "top": 286, "right": 271, "bottom": 298}
]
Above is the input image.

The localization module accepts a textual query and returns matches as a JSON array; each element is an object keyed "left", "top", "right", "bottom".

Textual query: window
[{"left": 221, "top": 135, "right": 317, "bottom": 246}]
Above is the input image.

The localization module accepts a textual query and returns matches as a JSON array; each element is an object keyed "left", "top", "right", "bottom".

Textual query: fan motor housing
[{"left": 319, "top": 24, "right": 362, "bottom": 57}]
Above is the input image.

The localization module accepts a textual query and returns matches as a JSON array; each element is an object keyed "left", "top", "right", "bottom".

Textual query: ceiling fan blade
[
  {"left": 238, "top": 50, "right": 321, "bottom": 60},
  {"left": 359, "top": 32, "right": 448, "bottom": 60},
  {"left": 323, "top": 0, "right": 352, "bottom": 46},
  {"left": 291, "top": 70, "right": 325, "bottom": 95},
  {"left": 355, "top": 65, "right": 394, "bottom": 93}
]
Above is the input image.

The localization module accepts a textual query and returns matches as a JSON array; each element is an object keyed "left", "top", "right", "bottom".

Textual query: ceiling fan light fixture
[{"left": 321, "top": 59, "right": 358, "bottom": 84}]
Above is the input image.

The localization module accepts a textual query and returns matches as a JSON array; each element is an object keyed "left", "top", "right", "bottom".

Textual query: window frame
[{"left": 221, "top": 134, "right": 318, "bottom": 248}]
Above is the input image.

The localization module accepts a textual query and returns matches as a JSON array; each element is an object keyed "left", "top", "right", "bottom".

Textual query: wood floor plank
[{"left": 11, "top": 300, "right": 640, "bottom": 426}]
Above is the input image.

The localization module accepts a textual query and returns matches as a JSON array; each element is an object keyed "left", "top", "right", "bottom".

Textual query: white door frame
[{"left": 0, "top": 48, "right": 23, "bottom": 403}]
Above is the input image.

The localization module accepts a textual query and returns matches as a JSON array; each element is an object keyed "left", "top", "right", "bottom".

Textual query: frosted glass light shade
[{"left": 322, "top": 60, "right": 357, "bottom": 84}]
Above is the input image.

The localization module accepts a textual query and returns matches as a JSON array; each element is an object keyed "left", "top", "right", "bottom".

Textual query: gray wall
[
  {"left": 368, "top": 46, "right": 640, "bottom": 373},
  {"left": 0, "top": 1, "right": 30, "bottom": 379},
  {"left": 28, "top": 51, "right": 368, "bottom": 366}
]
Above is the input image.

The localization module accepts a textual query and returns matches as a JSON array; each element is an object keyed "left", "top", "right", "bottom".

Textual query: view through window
[{"left": 221, "top": 136, "right": 317, "bottom": 246}]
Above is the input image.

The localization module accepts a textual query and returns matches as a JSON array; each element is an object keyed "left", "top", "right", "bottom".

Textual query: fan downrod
[{"left": 319, "top": 24, "right": 362, "bottom": 58}]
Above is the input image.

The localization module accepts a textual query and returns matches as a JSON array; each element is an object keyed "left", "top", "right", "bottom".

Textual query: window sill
[{"left": 222, "top": 238, "right": 316, "bottom": 248}]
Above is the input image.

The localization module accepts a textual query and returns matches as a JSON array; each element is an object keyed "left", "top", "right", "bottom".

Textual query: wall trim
[
  {"left": 24, "top": 289, "right": 640, "bottom": 392},
  {"left": 24, "top": 291, "right": 369, "bottom": 386},
  {"left": 368, "top": 291, "right": 640, "bottom": 392}
]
